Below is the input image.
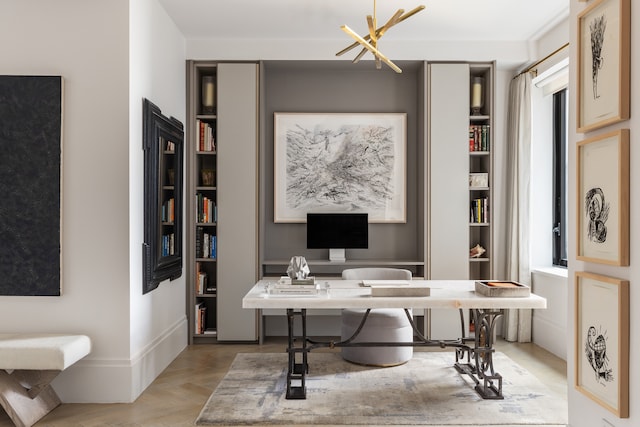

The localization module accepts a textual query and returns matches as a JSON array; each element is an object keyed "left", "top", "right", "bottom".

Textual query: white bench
[{"left": 0, "top": 334, "right": 91, "bottom": 427}]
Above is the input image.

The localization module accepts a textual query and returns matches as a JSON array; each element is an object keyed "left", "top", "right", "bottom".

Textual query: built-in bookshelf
[
  {"left": 188, "top": 63, "right": 218, "bottom": 341},
  {"left": 186, "top": 61, "right": 259, "bottom": 343},
  {"left": 468, "top": 64, "right": 493, "bottom": 281}
]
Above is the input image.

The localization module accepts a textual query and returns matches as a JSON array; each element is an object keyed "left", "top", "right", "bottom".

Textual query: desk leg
[
  {"left": 286, "top": 308, "right": 308, "bottom": 399},
  {"left": 454, "top": 308, "right": 504, "bottom": 399}
]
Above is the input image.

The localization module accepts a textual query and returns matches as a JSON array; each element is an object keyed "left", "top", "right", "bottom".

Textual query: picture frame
[
  {"left": 576, "top": 129, "right": 629, "bottom": 265},
  {"left": 0, "top": 76, "right": 63, "bottom": 296},
  {"left": 574, "top": 271, "right": 629, "bottom": 418},
  {"left": 273, "top": 112, "right": 406, "bottom": 223},
  {"left": 577, "top": 0, "right": 630, "bottom": 133}
]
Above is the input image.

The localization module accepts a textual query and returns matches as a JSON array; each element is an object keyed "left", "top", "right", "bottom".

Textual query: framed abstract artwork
[
  {"left": 574, "top": 271, "right": 629, "bottom": 418},
  {"left": 576, "top": 129, "right": 629, "bottom": 265},
  {"left": 577, "top": 0, "right": 630, "bottom": 133},
  {"left": 273, "top": 113, "right": 406, "bottom": 223},
  {"left": 0, "top": 76, "right": 63, "bottom": 296}
]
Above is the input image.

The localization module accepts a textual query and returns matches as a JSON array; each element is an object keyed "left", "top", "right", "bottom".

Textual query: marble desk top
[{"left": 242, "top": 279, "right": 547, "bottom": 310}]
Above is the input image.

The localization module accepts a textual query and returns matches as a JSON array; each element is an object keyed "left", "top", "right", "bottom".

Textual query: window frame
[{"left": 552, "top": 88, "right": 568, "bottom": 267}]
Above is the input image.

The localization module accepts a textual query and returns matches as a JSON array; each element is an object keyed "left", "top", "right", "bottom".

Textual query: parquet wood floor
[{"left": 0, "top": 338, "right": 567, "bottom": 426}]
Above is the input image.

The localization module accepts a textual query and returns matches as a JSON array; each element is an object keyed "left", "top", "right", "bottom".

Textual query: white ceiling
[{"left": 160, "top": 0, "right": 569, "bottom": 43}]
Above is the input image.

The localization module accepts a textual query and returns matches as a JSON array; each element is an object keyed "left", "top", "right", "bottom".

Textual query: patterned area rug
[{"left": 195, "top": 352, "right": 567, "bottom": 426}]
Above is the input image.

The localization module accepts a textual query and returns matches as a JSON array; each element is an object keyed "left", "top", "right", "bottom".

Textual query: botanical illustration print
[
  {"left": 585, "top": 325, "right": 613, "bottom": 383},
  {"left": 590, "top": 13, "right": 607, "bottom": 99},
  {"left": 585, "top": 187, "right": 609, "bottom": 243},
  {"left": 285, "top": 122, "right": 396, "bottom": 212}
]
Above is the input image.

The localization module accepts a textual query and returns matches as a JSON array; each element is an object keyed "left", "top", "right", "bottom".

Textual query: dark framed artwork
[
  {"left": 273, "top": 112, "right": 406, "bottom": 223},
  {"left": 577, "top": 0, "right": 630, "bottom": 133},
  {"left": 0, "top": 76, "right": 63, "bottom": 296},
  {"left": 142, "top": 98, "right": 184, "bottom": 294},
  {"left": 576, "top": 129, "right": 629, "bottom": 265},
  {"left": 575, "top": 271, "right": 629, "bottom": 418}
]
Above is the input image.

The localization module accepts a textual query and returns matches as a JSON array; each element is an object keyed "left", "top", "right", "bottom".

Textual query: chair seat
[{"left": 341, "top": 308, "right": 413, "bottom": 366}]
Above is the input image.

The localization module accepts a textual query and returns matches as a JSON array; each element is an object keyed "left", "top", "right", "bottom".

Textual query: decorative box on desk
[{"left": 474, "top": 281, "right": 530, "bottom": 297}]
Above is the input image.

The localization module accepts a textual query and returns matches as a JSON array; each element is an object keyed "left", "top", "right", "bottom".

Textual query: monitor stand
[{"left": 329, "top": 248, "right": 346, "bottom": 262}]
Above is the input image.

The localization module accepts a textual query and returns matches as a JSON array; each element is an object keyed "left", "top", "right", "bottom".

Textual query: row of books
[
  {"left": 196, "top": 227, "right": 217, "bottom": 258},
  {"left": 470, "top": 197, "right": 489, "bottom": 224},
  {"left": 162, "top": 197, "right": 175, "bottom": 222},
  {"left": 195, "top": 302, "right": 207, "bottom": 334},
  {"left": 195, "top": 262, "right": 217, "bottom": 295},
  {"left": 196, "top": 193, "right": 217, "bottom": 223},
  {"left": 469, "top": 124, "right": 490, "bottom": 152},
  {"left": 196, "top": 119, "right": 216, "bottom": 152},
  {"left": 160, "top": 136, "right": 175, "bottom": 152},
  {"left": 161, "top": 233, "right": 175, "bottom": 257}
]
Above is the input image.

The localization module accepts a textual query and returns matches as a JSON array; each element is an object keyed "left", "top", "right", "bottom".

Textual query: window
[{"left": 552, "top": 89, "right": 568, "bottom": 267}]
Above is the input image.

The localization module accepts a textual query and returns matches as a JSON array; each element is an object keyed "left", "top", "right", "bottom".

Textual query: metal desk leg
[
  {"left": 454, "top": 308, "right": 504, "bottom": 399},
  {"left": 286, "top": 308, "right": 308, "bottom": 399}
]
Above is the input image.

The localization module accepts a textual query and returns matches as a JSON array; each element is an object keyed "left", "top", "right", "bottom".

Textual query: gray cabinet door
[
  {"left": 427, "top": 63, "right": 470, "bottom": 340},
  {"left": 428, "top": 63, "right": 470, "bottom": 280},
  {"left": 217, "top": 63, "right": 259, "bottom": 341}
]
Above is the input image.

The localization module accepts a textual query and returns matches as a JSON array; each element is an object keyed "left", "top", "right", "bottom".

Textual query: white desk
[{"left": 242, "top": 279, "right": 547, "bottom": 400}]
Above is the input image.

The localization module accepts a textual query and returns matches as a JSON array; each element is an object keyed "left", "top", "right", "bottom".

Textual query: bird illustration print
[{"left": 585, "top": 326, "right": 613, "bottom": 382}]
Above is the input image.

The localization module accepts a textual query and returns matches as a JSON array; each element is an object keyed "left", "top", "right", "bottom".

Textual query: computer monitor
[{"left": 306, "top": 213, "right": 368, "bottom": 262}]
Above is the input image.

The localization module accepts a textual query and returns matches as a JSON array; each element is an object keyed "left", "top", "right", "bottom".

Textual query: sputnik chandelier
[{"left": 336, "top": 0, "right": 425, "bottom": 73}]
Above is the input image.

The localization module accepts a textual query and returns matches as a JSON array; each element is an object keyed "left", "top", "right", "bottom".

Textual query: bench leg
[{"left": 0, "top": 370, "right": 62, "bottom": 427}]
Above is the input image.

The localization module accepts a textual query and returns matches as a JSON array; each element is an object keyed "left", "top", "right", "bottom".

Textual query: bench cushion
[{"left": 0, "top": 334, "right": 91, "bottom": 370}]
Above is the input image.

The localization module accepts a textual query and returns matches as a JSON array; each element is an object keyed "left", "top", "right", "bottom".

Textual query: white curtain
[{"left": 503, "top": 72, "right": 533, "bottom": 342}]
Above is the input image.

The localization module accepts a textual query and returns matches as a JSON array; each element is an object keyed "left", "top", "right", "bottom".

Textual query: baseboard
[
  {"left": 532, "top": 316, "right": 567, "bottom": 361},
  {"left": 51, "top": 317, "right": 188, "bottom": 403}
]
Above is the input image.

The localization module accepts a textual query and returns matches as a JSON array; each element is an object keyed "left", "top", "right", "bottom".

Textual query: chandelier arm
[
  {"left": 397, "top": 5, "right": 426, "bottom": 23},
  {"left": 378, "top": 9, "right": 405, "bottom": 38},
  {"left": 352, "top": 47, "right": 369, "bottom": 63},
  {"left": 367, "top": 15, "right": 377, "bottom": 43},
  {"left": 336, "top": 7, "right": 413, "bottom": 57},
  {"left": 340, "top": 25, "right": 402, "bottom": 73}
]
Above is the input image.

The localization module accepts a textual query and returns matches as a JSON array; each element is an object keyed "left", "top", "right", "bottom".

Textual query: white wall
[
  {"left": 568, "top": 0, "right": 639, "bottom": 426},
  {"left": 0, "top": 0, "right": 187, "bottom": 403},
  {"left": 128, "top": 0, "right": 187, "bottom": 400},
  {"left": 0, "top": 0, "right": 131, "bottom": 401}
]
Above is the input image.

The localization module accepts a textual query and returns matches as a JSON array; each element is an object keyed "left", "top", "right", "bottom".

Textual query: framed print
[
  {"left": 0, "top": 76, "right": 63, "bottom": 296},
  {"left": 576, "top": 129, "right": 629, "bottom": 265},
  {"left": 575, "top": 271, "right": 629, "bottom": 418},
  {"left": 577, "top": 0, "right": 630, "bottom": 133},
  {"left": 274, "top": 113, "right": 406, "bottom": 223}
]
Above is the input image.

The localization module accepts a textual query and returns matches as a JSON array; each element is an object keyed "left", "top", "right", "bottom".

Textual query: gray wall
[{"left": 259, "top": 61, "right": 425, "bottom": 274}]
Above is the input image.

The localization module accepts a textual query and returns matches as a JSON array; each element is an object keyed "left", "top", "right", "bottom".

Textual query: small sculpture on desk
[
  {"left": 287, "top": 256, "right": 315, "bottom": 285},
  {"left": 469, "top": 244, "right": 486, "bottom": 258},
  {"left": 287, "top": 256, "right": 310, "bottom": 279}
]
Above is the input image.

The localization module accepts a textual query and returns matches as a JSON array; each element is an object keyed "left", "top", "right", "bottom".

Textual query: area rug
[{"left": 195, "top": 352, "right": 567, "bottom": 426}]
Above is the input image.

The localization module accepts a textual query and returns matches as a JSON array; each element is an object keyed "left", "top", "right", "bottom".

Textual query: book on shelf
[
  {"left": 196, "top": 193, "right": 217, "bottom": 223},
  {"left": 196, "top": 119, "right": 216, "bottom": 152},
  {"left": 162, "top": 198, "right": 175, "bottom": 222},
  {"left": 195, "top": 302, "right": 206, "bottom": 334},
  {"left": 161, "top": 233, "right": 175, "bottom": 256},
  {"left": 470, "top": 197, "right": 489, "bottom": 223},
  {"left": 468, "top": 124, "right": 490, "bottom": 152},
  {"left": 198, "top": 232, "right": 217, "bottom": 259},
  {"left": 195, "top": 262, "right": 207, "bottom": 294},
  {"left": 196, "top": 227, "right": 203, "bottom": 258}
]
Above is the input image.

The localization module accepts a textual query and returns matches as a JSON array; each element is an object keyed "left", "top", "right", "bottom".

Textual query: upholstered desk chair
[{"left": 341, "top": 268, "right": 414, "bottom": 366}]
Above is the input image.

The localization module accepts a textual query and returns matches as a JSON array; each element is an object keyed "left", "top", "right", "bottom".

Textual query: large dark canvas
[{"left": 0, "top": 76, "right": 63, "bottom": 296}]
